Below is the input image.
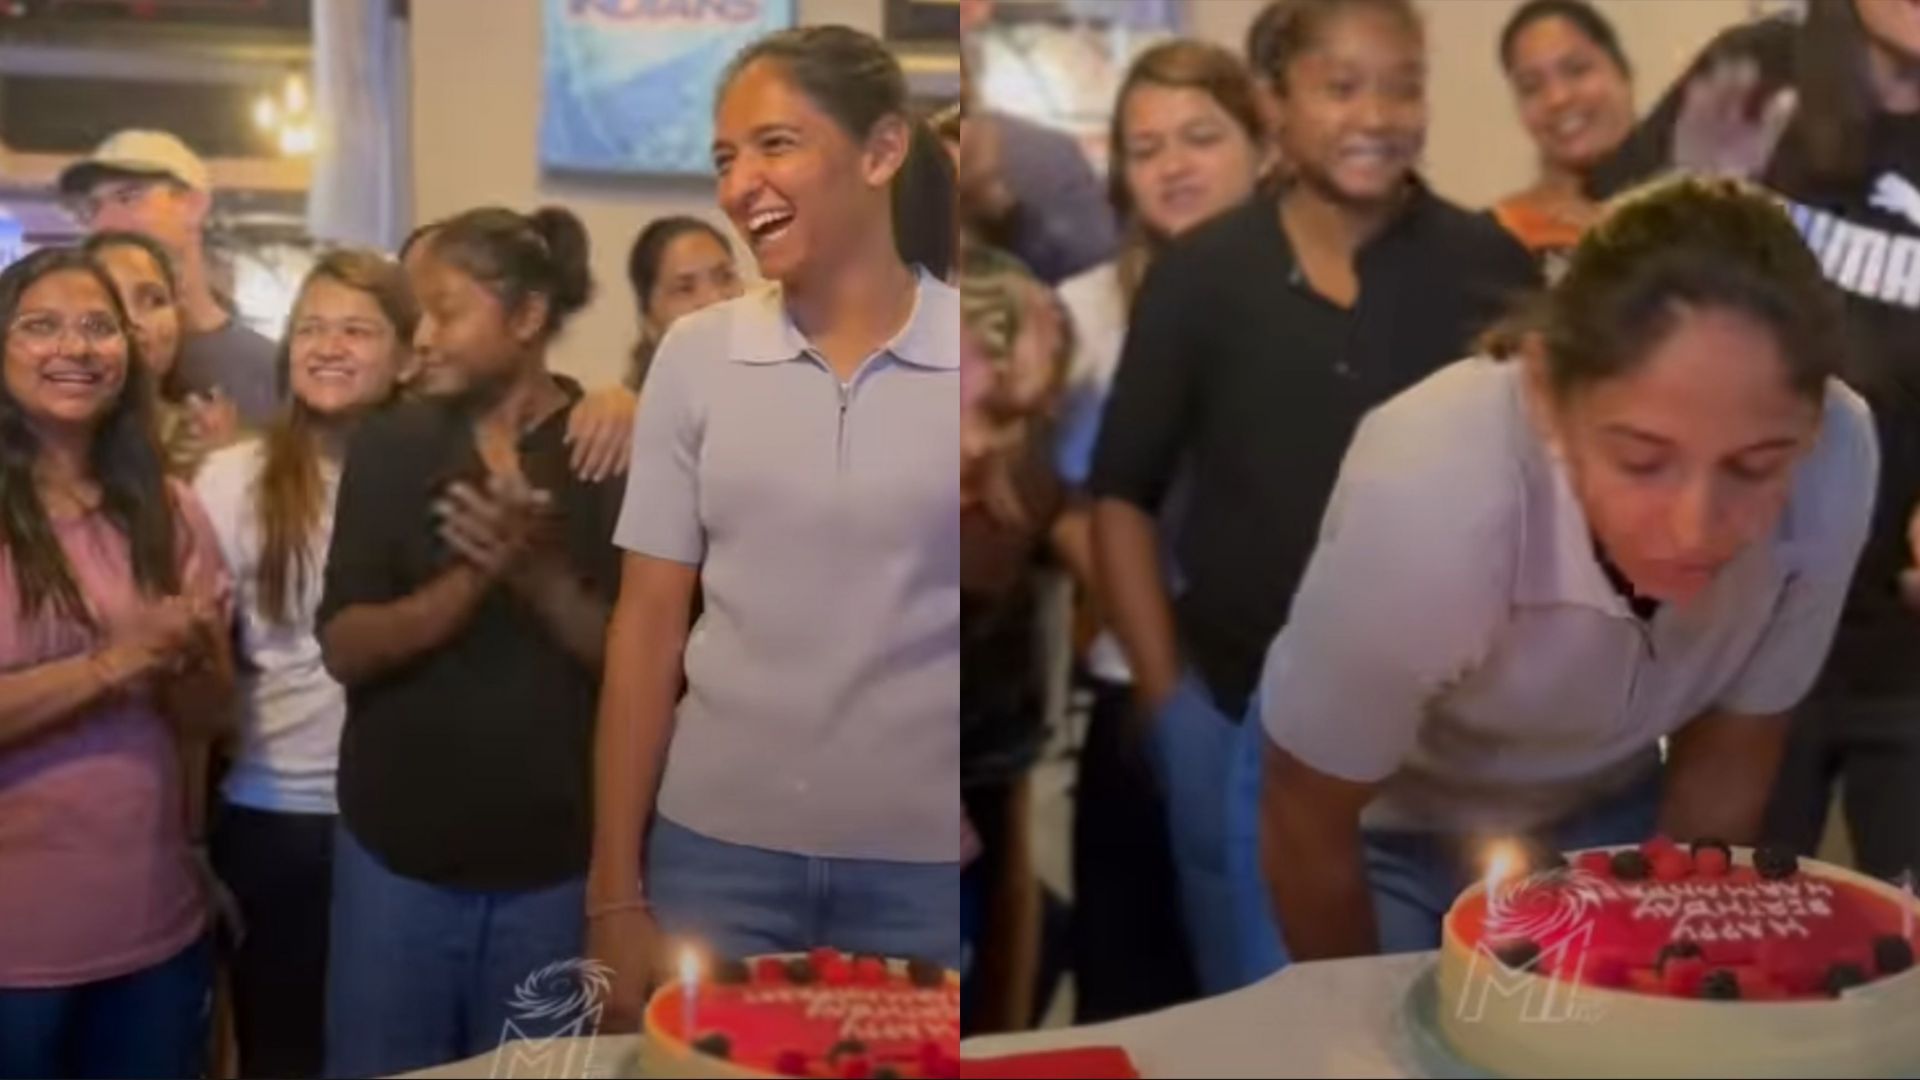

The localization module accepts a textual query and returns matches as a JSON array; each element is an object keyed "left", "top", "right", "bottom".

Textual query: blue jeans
[
  {"left": 1362, "top": 770, "right": 1665, "bottom": 953},
  {"left": 1146, "top": 673, "right": 1288, "bottom": 995},
  {"left": 0, "top": 935, "right": 211, "bottom": 1080},
  {"left": 322, "top": 823, "right": 587, "bottom": 1079},
  {"left": 646, "top": 817, "right": 960, "bottom": 968}
]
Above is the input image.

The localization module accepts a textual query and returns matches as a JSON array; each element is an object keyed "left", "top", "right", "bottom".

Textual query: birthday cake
[
  {"left": 1436, "top": 840, "right": 1920, "bottom": 1077},
  {"left": 632, "top": 949, "right": 959, "bottom": 1078}
]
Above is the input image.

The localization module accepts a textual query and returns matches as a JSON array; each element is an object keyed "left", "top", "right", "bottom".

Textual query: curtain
[{"left": 308, "top": 0, "right": 412, "bottom": 250}]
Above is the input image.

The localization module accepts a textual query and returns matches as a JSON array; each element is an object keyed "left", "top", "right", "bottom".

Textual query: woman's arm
[
  {"left": 564, "top": 385, "right": 638, "bottom": 484},
  {"left": 0, "top": 644, "right": 162, "bottom": 751},
  {"left": 584, "top": 553, "right": 698, "bottom": 1027},
  {"left": 1092, "top": 498, "right": 1183, "bottom": 710},
  {"left": 1084, "top": 250, "right": 1201, "bottom": 712},
  {"left": 319, "top": 565, "right": 489, "bottom": 687},
  {"left": 1659, "top": 708, "right": 1790, "bottom": 845},
  {"left": 1661, "top": 389, "right": 1874, "bottom": 844},
  {"left": 507, "top": 557, "right": 612, "bottom": 672},
  {"left": 587, "top": 553, "right": 699, "bottom": 908},
  {"left": 1261, "top": 739, "right": 1381, "bottom": 960},
  {"left": 1585, "top": 18, "right": 1798, "bottom": 198}
]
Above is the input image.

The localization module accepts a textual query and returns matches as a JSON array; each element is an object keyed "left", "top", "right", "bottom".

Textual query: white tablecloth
[
  {"left": 396, "top": 952, "right": 1438, "bottom": 1079},
  {"left": 398, "top": 1035, "right": 637, "bottom": 1079},
  {"left": 962, "top": 952, "right": 1438, "bottom": 1079}
]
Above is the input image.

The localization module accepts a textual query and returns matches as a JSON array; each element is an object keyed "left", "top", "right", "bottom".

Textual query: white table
[
  {"left": 398, "top": 1035, "right": 637, "bottom": 1079},
  {"left": 962, "top": 952, "right": 1437, "bottom": 1079},
  {"left": 397, "top": 953, "right": 1438, "bottom": 1079}
]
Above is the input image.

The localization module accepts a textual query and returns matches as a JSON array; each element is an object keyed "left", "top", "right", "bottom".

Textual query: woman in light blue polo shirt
[
  {"left": 1257, "top": 177, "right": 1878, "bottom": 961},
  {"left": 586, "top": 25, "right": 959, "bottom": 1022}
]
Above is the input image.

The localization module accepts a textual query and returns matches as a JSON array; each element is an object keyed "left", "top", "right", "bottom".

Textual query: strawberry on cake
[{"left": 1436, "top": 840, "right": 1920, "bottom": 1077}]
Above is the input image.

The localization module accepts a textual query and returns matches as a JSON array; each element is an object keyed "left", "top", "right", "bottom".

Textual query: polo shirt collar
[
  {"left": 731, "top": 267, "right": 957, "bottom": 370},
  {"left": 1270, "top": 172, "right": 1441, "bottom": 282}
]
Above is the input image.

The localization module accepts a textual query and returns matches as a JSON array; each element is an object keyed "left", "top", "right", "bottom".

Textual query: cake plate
[{"left": 1397, "top": 964, "right": 1496, "bottom": 1080}]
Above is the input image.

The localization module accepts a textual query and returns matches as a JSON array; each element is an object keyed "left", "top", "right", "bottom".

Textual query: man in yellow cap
[{"left": 59, "top": 129, "right": 280, "bottom": 429}]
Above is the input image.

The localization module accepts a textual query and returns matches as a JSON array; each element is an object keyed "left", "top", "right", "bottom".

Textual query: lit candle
[
  {"left": 1484, "top": 842, "right": 1522, "bottom": 890},
  {"left": 680, "top": 946, "right": 701, "bottom": 1039},
  {"left": 1482, "top": 841, "right": 1523, "bottom": 924},
  {"left": 1902, "top": 869, "right": 1915, "bottom": 942}
]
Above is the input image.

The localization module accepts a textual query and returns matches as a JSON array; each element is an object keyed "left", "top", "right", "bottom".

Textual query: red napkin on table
[{"left": 961, "top": 1046, "right": 1141, "bottom": 1078}]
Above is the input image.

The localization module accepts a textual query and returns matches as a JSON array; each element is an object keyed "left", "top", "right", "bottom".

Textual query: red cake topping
[
  {"left": 1454, "top": 845, "right": 1916, "bottom": 1001},
  {"left": 650, "top": 950, "right": 959, "bottom": 1078}
]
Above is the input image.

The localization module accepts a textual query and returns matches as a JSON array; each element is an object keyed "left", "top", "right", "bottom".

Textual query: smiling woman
[
  {"left": 586, "top": 23, "right": 961, "bottom": 1032},
  {"left": 624, "top": 217, "right": 742, "bottom": 390},
  {"left": 1491, "top": 0, "right": 1637, "bottom": 274},
  {"left": 83, "top": 230, "right": 239, "bottom": 478},
  {"left": 709, "top": 24, "right": 916, "bottom": 294},
  {"left": 189, "top": 249, "right": 415, "bottom": 1079},
  {"left": 0, "top": 247, "right": 235, "bottom": 1080}
]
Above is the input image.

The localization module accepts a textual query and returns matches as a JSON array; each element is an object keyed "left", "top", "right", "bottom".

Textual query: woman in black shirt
[
  {"left": 1089, "top": 0, "right": 1537, "bottom": 995},
  {"left": 317, "top": 208, "right": 622, "bottom": 1078}
]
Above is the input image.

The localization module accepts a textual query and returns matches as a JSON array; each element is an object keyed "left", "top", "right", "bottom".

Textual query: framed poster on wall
[
  {"left": 974, "top": 0, "right": 1184, "bottom": 173},
  {"left": 540, "top": 0, "right": 795, "bottom": 176}
]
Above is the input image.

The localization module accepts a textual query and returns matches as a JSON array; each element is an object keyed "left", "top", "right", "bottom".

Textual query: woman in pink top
[{"left": 0, "top": 247, "right": 235, "bottom": 1079}]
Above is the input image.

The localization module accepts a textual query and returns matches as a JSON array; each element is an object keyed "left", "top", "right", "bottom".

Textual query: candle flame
[
  {"left": 679, "top": 946, "right": 700, "bottom": 986},
  {"left": 1483, "top": 841, "right": 1523, "bottom": 894}
]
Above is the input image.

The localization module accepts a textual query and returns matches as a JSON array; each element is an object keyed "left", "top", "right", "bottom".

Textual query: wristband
[{"left": 586, "top": 895, "right": 650, "bottom": 919}]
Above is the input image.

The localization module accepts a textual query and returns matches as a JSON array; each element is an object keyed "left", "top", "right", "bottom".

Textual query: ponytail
[{"left": 893, "top": 117, "right": 957, "bottom": 279}]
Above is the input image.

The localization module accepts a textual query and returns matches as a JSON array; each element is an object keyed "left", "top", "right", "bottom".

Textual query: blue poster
[{"left": 541, "top": 0, "right": 795, "bottom": 176}]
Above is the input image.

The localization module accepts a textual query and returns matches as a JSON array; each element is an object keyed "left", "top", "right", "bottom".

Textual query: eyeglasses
[{"left": 9, "top": 312, "right": 125, "bottom": 348}]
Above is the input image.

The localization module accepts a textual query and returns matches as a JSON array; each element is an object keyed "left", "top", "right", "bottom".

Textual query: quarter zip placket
[
  {"left": 836, "top": 378, "right": 851, "bottom": 473},
  {"left": 808, "top": 350, "right": 888, "bottom": 476}
]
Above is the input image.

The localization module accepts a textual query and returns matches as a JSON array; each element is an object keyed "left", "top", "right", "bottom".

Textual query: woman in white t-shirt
[
  {"left": 1258, "top": 177, "right": 1877, "bottom": 961},
  {"left": 1050, "top": 38, "right": 1268, "bottom": 1020},
  {"left": 191, "top": 249, "right": 414, "bottom": 1079}
]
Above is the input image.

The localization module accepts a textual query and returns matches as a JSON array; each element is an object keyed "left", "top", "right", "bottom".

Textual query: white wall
[
  {"left": 412, "top": 0, "right": 1758, "bottom": 388},
  {"left": 1184, "top": 0, "right": 1753, "bottom": 209},
  {"left": 410, "top": 0, "right": 883, "bottom": 389}
]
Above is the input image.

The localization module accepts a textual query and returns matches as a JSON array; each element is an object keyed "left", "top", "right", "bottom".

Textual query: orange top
[{"left": 1490, "top": 197, "right": 1588, "bottom": 258}]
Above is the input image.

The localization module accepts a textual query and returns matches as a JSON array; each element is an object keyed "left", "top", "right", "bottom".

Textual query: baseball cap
[{"left": 58, "top": 130, "right": 212, "bottom": 197}]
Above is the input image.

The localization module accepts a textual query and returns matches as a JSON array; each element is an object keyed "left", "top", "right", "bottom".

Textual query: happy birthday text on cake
[
  {"left": 741, "top": 988, "right": 959, "bottom": 1043},
  {"left": 1622, "top": 878, "right": 1837, "bottom": 941}
]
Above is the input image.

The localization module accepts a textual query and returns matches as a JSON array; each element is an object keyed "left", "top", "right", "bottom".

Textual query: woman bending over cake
[{"left": 1256, "top": 176, "right": 1877, "bottom": 961}]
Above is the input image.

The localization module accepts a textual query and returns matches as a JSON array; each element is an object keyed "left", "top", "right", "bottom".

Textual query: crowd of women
[
  {"left": 959, "top": 0, "right": 1920, "bottom": 1033},
  {"left": 0, "top": 23, "right": 959, "bottom": 1080},
  {"left": 9, "top": 0, "right": 1920, "bottom": 1070}
]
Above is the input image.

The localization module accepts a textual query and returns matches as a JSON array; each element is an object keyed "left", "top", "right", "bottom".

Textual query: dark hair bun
[{"left": 529, "top": 206, "right": 594, "bottom": 318}]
